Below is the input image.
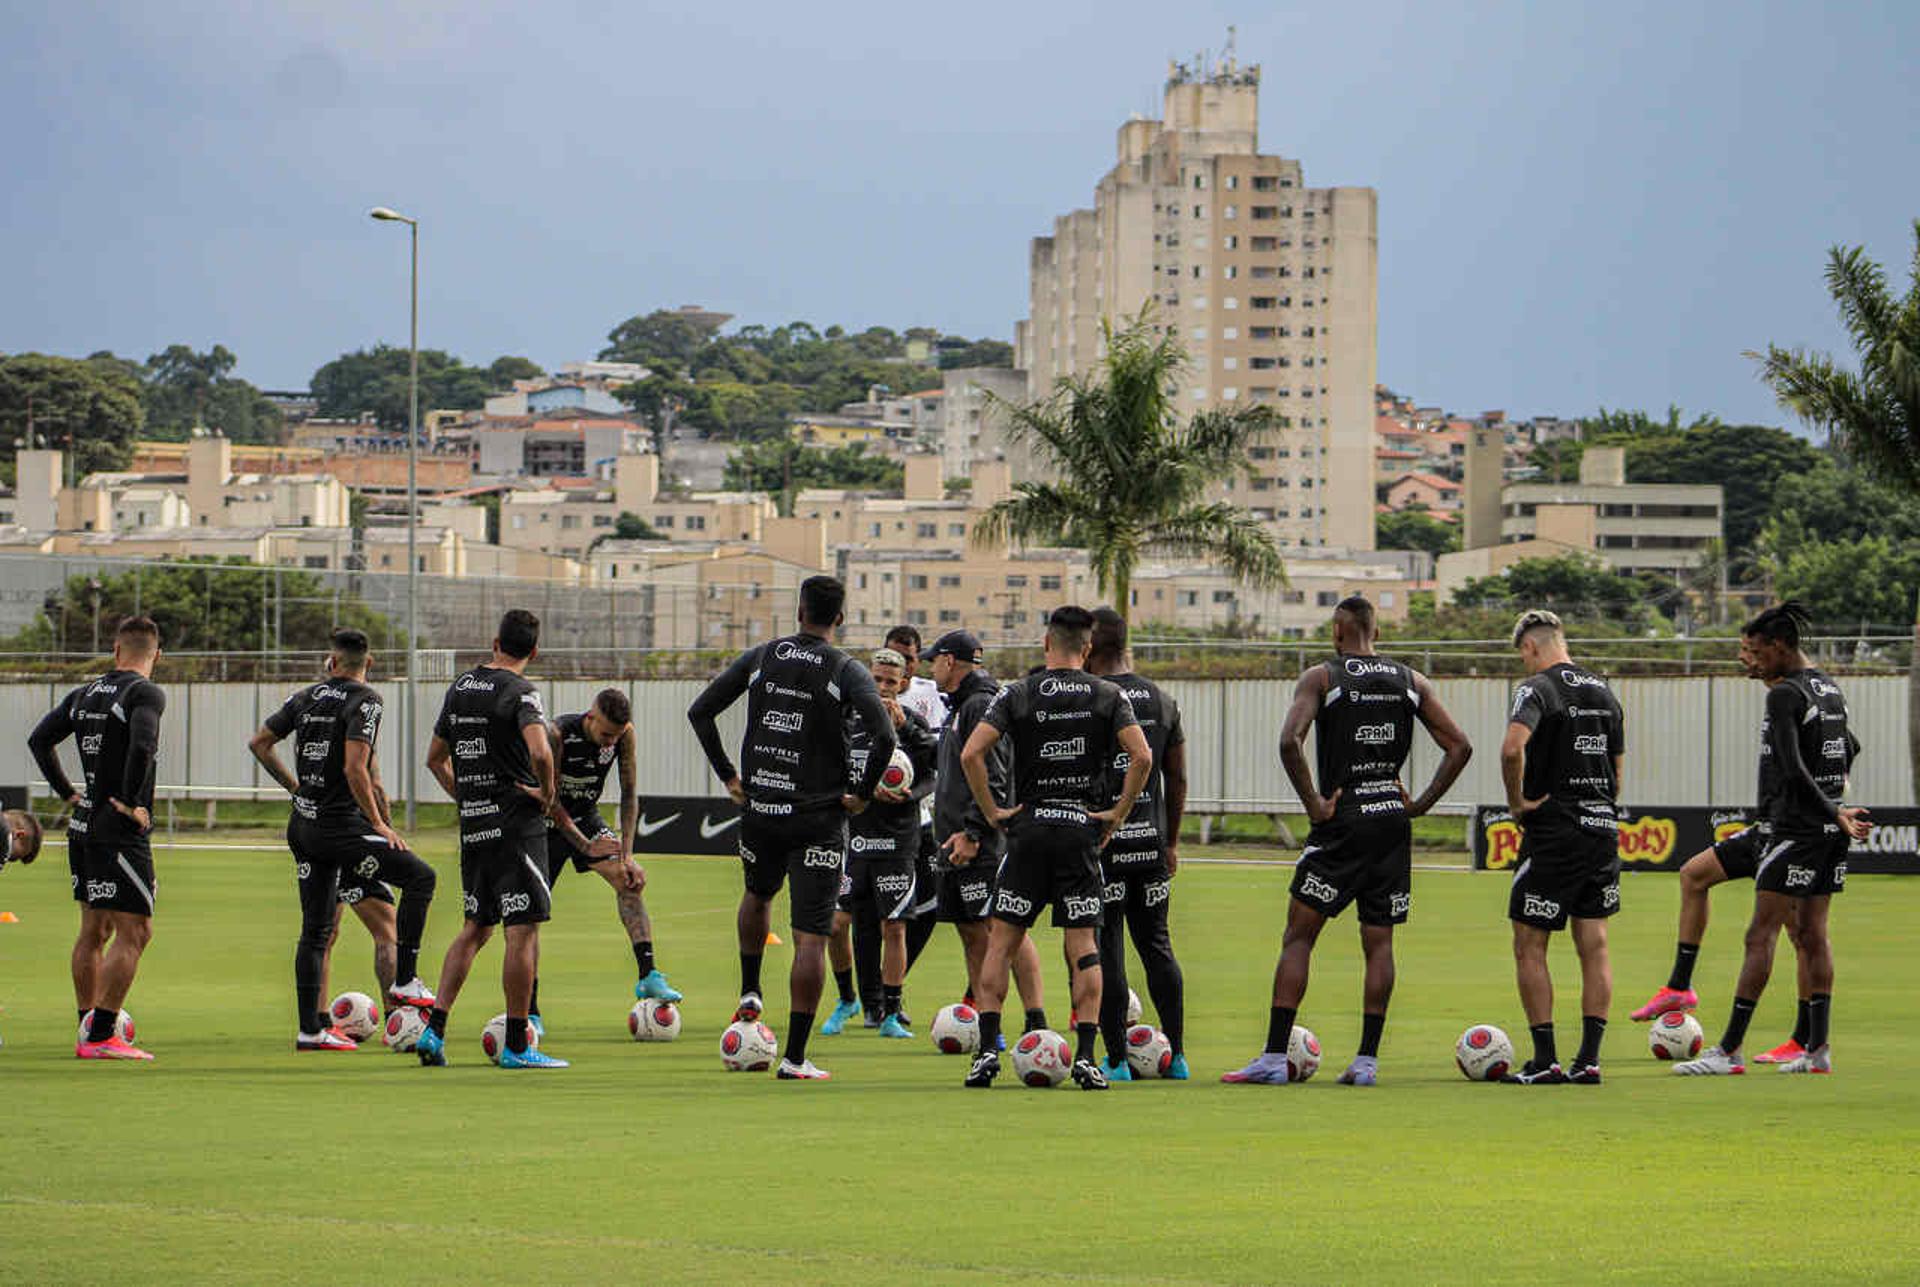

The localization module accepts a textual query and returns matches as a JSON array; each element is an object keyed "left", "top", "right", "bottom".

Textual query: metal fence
[{"left": 5, "top": 674, "right": 1911, "bottom": 816}]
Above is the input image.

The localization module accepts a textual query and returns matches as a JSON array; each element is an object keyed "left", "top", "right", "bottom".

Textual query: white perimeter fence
[{"left": 3, "top": 675, "right": 1912, "bottom": 816}]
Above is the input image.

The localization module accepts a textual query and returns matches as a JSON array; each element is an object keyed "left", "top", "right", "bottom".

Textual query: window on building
[
  {"left": 1039, "top": 575, "right": 1062, "bottom": 592},
  {"left": 1222, "top": 387, "right": 1239, "bottom": 400},
  {"left": 1251, "top": 297, "right": 1276, "bottom": 310},
  {"left": 1006, "top": 575, "right": 1028, "bottom": 588},
  {"left": 1223, "top": 235, "right": 1238, "bottom": 249},
  {"left": 1250, "top": 357, "right": 1277, "bottom": 370},
  {"left": 939, "top": 609, "right": 961, "bottom": 623},
  {"left": 1253, "top": 175, "right": 1277, "bottom": 191},
  {"left": 938, "top": 574, "right": 962, "bottom": 588},
  {"left": 561, "top": 515, "right": 579, "bottom": 529},
  {"left": 593, "top": 514, "right": 613, "bottom": 527},
  {"left": 1251, "top": 236, "right": 1277, "bottom": 251},
  {"left": 1191, "top": 326, "right": 1207, "bottom": 341},
  {"left": 303, "top": 556, "right": 328, "bottom": 569},
  {"left": 1223, "top": 205, "right": 1237, "bottom": 220},
  {"left": 1192, "top": 204, "right": 1206, "bottom": 219},
  {"left": 1178, "top": 591, "right": 1198, "bottom": 607},
  {"left": 910, "top": 574, "right": 928, "bottom": 589},
  {"left": 947, "top": 523, "right": 966, "bottom": 537},
  {"left": 916, "top": 523, "right": 936, "bottom": 538},
  {"left": 1252, "top": 206, "right": 1277, "bottom": 219},
  {"left": 1222, "top": 265, "right": 1237, "bottom": 279},
  {"left": 1212, "top": 590, "right": 1234, "bottom": 604},
  {"left": 1222, "top": 357, "right": 1238, "bottom": 370},
  {"left": 686, "top": 515, "right": 706, "bottom": 530},
  {"left": 907, "top": 610, "right": 928, "bottom": 625},
  {"left": 1223, "top": 297, "right": 1238, "bottom": 310},
  {"left": 1316, "top": 591, "right": 1338, "bottom": 607},
  {"left": 1226, "top": 174, "right": 1240, "bottom": 190}
]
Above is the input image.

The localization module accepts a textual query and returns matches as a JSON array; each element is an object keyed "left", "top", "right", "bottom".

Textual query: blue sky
[{"left": 3, "top": 0, "right": 1916, "bottom": 425}]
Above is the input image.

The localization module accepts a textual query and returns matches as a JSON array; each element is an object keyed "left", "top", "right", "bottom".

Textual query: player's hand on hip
[
  {"left": 108, "top": 798, "right": 151, "bottom": 833},
  {"left": 943, "top": 832, "right": 979, "bottom": 866},
  {"left": 376, "top": 823, "right": 408, "bottom": 851},
  {"left": 724, "top": 777, "right": 747, "bottom": 806},
  {"left": 842, "top": 793, "right": 870, "bottom": 817},
  {"left": 1512, "top": 795, "right": 1549, "bottom": 824},
  {"left": 1164, "top": 843, "right": 1180, "bottom": 875},
  {"left": 1397, "top": 781, "right": 1424, "bottom": 818},
  {"left": 586, "top": 832, "right": 621, "bottom": 858},
  {"left": 1306, "top": 789, "right": 1342, "bottom": 825},
  {"left": 986, "top": 802, "right": 1023, "bottom": 831},
  {"left": 1838, "top": 805, "right": 1872, "bottom": 841}
]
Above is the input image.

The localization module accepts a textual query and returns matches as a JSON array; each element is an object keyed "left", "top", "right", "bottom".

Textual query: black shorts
[
  {"left": 1290, "top": 814, "right": 1412, "bottom": 926},
  {"left": 1101, "top": 863, "right": 1174, "bottom": 923},
  {"left": 910, "top": 826, "right": 940, "bottom": 919},
  {"left": 1755, "top": 832, "right": 1848, "bottom": 898},
  {"left": 1712, "top": 826, "right": 1764, "bottom": 881},
  {"left": 740, "top": 809, "right": 845, "bottom": 937},
  {"left": 933, "top": 832, "right": 1001, "bottom": 923},
  {"left": 545, "top": 815, "right": 616, "bottom": 885},
  {"left": 838, "top": 848, "right": 918, "bottom": 920},
  {"left": 1508, "top": 824, "right": 1621, "bottom": 930},
  {"left": 76, "top": 834, "right": 157, "bottom": 916},
  {"left": 322, "top": 831, "right": 431, "bottom": 908},
  {"left": 459, "top": 811, "right": 552, "bottom": 928},
  {"left": 993, "top": 824, "right": 1103, "bottom": 930}
]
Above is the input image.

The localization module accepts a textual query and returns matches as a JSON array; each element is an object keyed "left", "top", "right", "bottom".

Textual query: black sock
[
  {"left": 506, "top": 1016, "right": 529, "bottom": 1055},
  {"left": 978, "top": 1010, "right": 1002, "bottom": 1055},
  {"left": 1023, "top": 1007, "right": 1047, "bottom": 1034},
  {"left": 1667, "top": 942, "right": 1700, "bottom": 991},
  {"left": 784, "top": 1012, "right": 813, "bottom": 1065},
  {"left": 527, "top": 979, "right": 540, "bottom": 1019},
  {"left": 1266, "top": 1005, "right": 1297, "bottom": 1055},
  {"left": 396, "top": 941, "right": 420, "bottom": 987},
  {"left": 634, "top": 940, "right": 655, "bottom": 978},
  {"left": 1358, "top": 1011, "right": 1386, "bottom": 1059},
  {"left": 1529, "top": 1022, "right": 1556, "bottom": 1069},
  {"left": 1807, "top": 992, "right": 1831, "bottom": 1051},
  {"left": 833, "top": 968, "right": 856, "bottom": 1005},
  {"left": 1720, "top": 997, "right": 1757, "bottom": 1054},
  {"left": 882, "top": 984, "right": 902, "bottom": 1018},
  {"left": 740, "top": 952, "right": 762, "bottom": 997},
  {"left": 86, "top": 1007, "right": 118, "bottom": 1043},
  {"left": 428, "top": 1007, "right": 448, "bottom": 1037},
  {"left": 1792, "top": 998, "right": 1811, "bottom": 1046},
  {"left": 1575, "top": 1015, "right": 1606, "bottom": 1067},
  {"left": 1075, "top": 1022, "right": 1098, "bottom": 1064}
]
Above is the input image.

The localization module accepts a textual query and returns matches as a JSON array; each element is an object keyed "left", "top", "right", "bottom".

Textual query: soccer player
[
  {"left": 247, "top": 629, "right": 439, "bottom": 1048},
  {"left": 28, "top": 615, "right": 166, "bottom": 1060},
  {"left": 687, "top": 575, "right": 895, "bottom": 1081},
  {"left": 1629, "top": 633, "right": 1814, "bottom": 1062},
  {"left": 1676, "top": 602, "right": 1869, "bottom": 1077},
  {"left": 415, "top": 609, "right": 566, "bottom": 1069},
  {"left": 1081, "top": 608, "right": 1195, "bottom": 1082},
  {"left": 822, "top": 647, "right": 938, "bottom": 1038},
  {"left": 532, "top": 687, "right": 682, "bottom": 1027},
  {"left": 1495, "top": 609, "right": 1626, "bottom": 1085},
  {"left": 0, "top": 807, "right": 44, "bottom": 1047},
  {"left": 959, "top": 605, "right": 1152, "bottom": 1092},
  {"left": 927, "top": 629, "right": 1047, "bottom": 1037},
  {"left": 1222, "top": 596, "right": 1473, "bottom": 1087}
]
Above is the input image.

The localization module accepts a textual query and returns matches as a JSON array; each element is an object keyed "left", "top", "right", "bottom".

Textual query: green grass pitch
[{"left": 2, "top": 837, "right": 1917, "bottom": 1284}]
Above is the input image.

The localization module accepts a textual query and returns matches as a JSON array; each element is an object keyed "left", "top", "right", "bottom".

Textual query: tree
[
  {"left": 589, "top": 511, "right": 663, "bottom": 551},
  {"left": 1452, "top": 553, "right": 1675, "bottom": 633},
  {"left": 487, "top": 355, "right": 545, "bottom": 387},
  {"left": 1751, "top": 219, "right": 1920, "bottom": 796},
  {"left": 723, "top": 440, "right": 904, "bottom": 511},
  {"left": 310, "top": 346, "right": 493, "bottom": 429},
  {"left": 1375, "top": 505, "right": 1461, "bottom": 557},
  {"left": 0, "top": 353, "right": 145, "bottom": 478},
  {"left": 1770, "top": 535, "right": 1920, "bottom": 627},
  {"left": 141, "top": 344, "right": 284, "bottom": 444},
  {"left": 599, "top": 309, "right": 722, "bottom": 373},
  {"left": 937, "top": 337, "right": 1014, "bottom": 370},
  {"left": 970, "top": 312, "right": 1287, "bottom": 619},
  {"left": 1623, "top": 421, "right": 1823, "bottom": 565}
]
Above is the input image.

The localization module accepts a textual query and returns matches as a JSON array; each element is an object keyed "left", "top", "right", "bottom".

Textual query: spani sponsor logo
[
  {"left": 1039, "top": 737, "right": 1086, "bottom": 760},
  {"left": 761, "top": 709, "right": 803, "bottom": 734},
  {"left": 454, "top": 738, "right": 486, "bottom": 758},
  {"left": 301, "top": 739, "right": 330, "bottom": 760},
  {"left": 1617, "top": 815, "right": 1677, "bottom": 865},
  {"left": 1820, "top": 738, "right": 1847, "bottom": 759},
  {"left": 1573, "top": 733, "right": 1608, "bottom": 755},
  {"left": 1355, "top": 723, "right": 1396, "bottom": 745}
]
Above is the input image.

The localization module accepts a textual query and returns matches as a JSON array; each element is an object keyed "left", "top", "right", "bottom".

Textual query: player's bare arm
[
  {"left": 1279, "top": 666, "right": 1337, "bottom": 823},
  {"left": 1406, "top": 672, "right": 1473, "bottom": 818},
  {"left": 1089, "top": 722, "right": 1152, "bottom": 847},
  {"left": 425, "top": 734, "right": 457, "bottom": 798},
  {"left": 1162, "top": 738, "right": 1188, "bottom": 875},
  {"left": 344, "top": 739, "right": 405, "bottom": 849},
  {"left": 523, "top": 721, "right": 556, "bottom": 812},
  {"left": 247, "top": 724, "right": 301, "bottom": 796},
  {"left": 1500, "top": 721, "right": 1546, "bottom": 818}
]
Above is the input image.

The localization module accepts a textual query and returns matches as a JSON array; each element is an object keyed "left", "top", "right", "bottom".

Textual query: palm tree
[
  {"left": 971, "top": 312, "right": 1286, "bottom": 620},
  {"left": 1751, "top": 218, "right": 1920, "bottom": 798}
]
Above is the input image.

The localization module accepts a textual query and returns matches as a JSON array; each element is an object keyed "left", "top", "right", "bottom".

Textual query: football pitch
[{"left": 2, "top": 838, "right": 1917, "bottom": 1285}]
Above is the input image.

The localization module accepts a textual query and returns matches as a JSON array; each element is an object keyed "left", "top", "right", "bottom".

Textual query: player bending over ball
[{"left": 1222, "top": 596, "right": 1471, "bottom": 1086}]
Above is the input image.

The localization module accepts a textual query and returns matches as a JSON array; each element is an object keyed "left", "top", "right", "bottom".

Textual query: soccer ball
[
  {"left": 1125, "top": 1024, "right": 1173, "bottom": 1078},
  {"left": 880, "top": 747, "right": 914, "bottom": 792},
  {"left": 930, "top": 1003, "right": 980, "bottom": 1054},
  {"left": 1010, "top": 1028, "right": 1073, "bottom": 1087},
  {"left": 1125, "top": 988, "right": 1143, "bottom": 1025},
  {"left": 1455, "top": 1024, "right": 1515, "bottom": 1081},
  {"left": 77, "top": 1009, "right": 134, "bottom": 1044},
  {"left": 480, "top": 1013, "right": 538, "bottom": 1064},
  {"left": 1287, "top": 1025, "right": 1322, "bottom": 1082},
  {"left": 1648, "top": 1011, "right": 1705, "bottom": 1061},
  {"left": 719, "top": 1019, "right": 778, "bottom": 1071},
  {"left": 329, "top": 991, "right": 381, "bottom": 1041},
  {"left": 383, "top": 1007, "right": 427, "bottom": 1052},
  {"left": 629, "top": 1001, "right": 682, "bottom": 1042}
]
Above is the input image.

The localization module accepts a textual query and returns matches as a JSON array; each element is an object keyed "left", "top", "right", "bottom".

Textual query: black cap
[{"left": 926, "top": 629, "right": 982, "bottom": 664}]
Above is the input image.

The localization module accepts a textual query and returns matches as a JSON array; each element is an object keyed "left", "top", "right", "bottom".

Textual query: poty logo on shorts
[
  {"left": 294, "top": 862, "right": 312, "bottom": 880},
  {"left": 357, "top": 856, "right": 380, "bottom": 878},
  {"left": 1522, "top": 893, "right": 1561, "bottom": 920},
  {"left": 454, "top": 738, "right": 486, "bottom": 758},
  {"left": 1039, "top": 737, "right": 1086, "bottom": 760},
  {"left": 849, "top": 834, "right": 894, "bottom": 854},
  {"left": 1389, "top": 891, "right": 1411, "bottom": 915},
  {"left": 1038, "top": 676, "right": 1090, "bottom": 698},
  {"left": 761, "top": 709, "right": 803, "bottom": 734},
  {"left": 1573, "top": 733, "right": 1608, "bottom": 754},
  {"left": 1354, "top": 723, "right": 1396, "bottom": 745},
  {"left": 1299, "top": 873, "right": 1339, "bottom": 903},
  {"left": 1103, "top": 881, "right": 1126, "bottom": 902},
  {"left": 1784, "top": 865, "right": 1815, "bottom": 889},
  {"left": 86, "top": 879, "right": 117, "bottom": 900},
  {"left": 500, "top": 892, "right": 531, "bottom": 916},
  {"left": 340, "top": 886, "right": 365, "bottom": 904},
  {"left": 1601, "top": 884, "right": 1621, "bottom": 910},
  {"left": 1833, "top": 864, "right": 1847, "bottom": 887},
  {"left": 803, "top": 846, "right": 842, "bottom": 869},
  {"left": 1062, "top": 894, "right": 1101, "bottom": 921},
  {"left": 464, "top": 892, "right": 479, "bottom": 915},
  {"left": 1144, "top": 879, "right": 1171, "bottom": 907},
  {"left": 739, "top": 844, "right": 758, "bottom": 865},
  {"left": 995, "top": 891, "right": 1035, "bottom": 917}
]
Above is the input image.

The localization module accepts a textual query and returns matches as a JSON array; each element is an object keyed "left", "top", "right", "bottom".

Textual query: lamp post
[{"left": 370, "top": 206, "right": 420, "bottom": 828}]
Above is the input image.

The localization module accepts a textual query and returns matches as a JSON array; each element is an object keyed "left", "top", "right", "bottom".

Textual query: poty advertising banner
[
  {"left": 1470, "top": 806, "right": 1920, "bottom": 875},
  {"left": 630, "top": 796, "right": 741, "bottom": 856}
]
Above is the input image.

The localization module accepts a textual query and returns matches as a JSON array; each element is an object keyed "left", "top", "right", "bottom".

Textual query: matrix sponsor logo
[
  {"left": 1298, "top": 872, "right": 1339, "bottom": 903},
  {"left": 1061, "top": 894, "right": 1101, "bottom": 921},
  {"left": 762, "top": 709, "right": 803, "bottom": 734},
  {"left": 1038, "top": 676, "right": 1090, "bottom": 698},
  {"left": 1522, "top": 893, "right": 1561, "bottom": 920},
  {"left": 1573, "top": 733, "right": 1608, "bottom": 754},
  {"left": 995, "top": 891, "right": 1035, "bottom": 917},
  {"left": 1355, "top": 723, "right": 1395, "bottom": 745},
  {"left": 803, "top": 846, "right": 842, "bottom": 869},
  {"left": 454, "top": 738, "right": 486, "bottom": 758},
  {"left": 1039, "top": 737, "right": 1086, "bottom": 761}
]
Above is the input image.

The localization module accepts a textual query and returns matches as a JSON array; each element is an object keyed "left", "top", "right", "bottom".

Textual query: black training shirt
[
  {"left": 264, "top": 677, "right": 384, "bottom": 825},
  {"left": 982, "top": 667, "right": 1138, "bottom": 828}
]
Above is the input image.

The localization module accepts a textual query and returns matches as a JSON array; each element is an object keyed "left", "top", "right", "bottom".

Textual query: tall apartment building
[{"left": 1018, "top": 54, "right": 1379, "bottom": 550}]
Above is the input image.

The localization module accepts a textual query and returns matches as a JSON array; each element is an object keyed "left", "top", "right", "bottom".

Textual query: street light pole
[{"left": 371, "top": 206, "right": 421, "bottom": 828}]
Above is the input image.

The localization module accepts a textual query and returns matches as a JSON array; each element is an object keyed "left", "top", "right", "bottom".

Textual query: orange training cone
[
  {"left": 764, "top": 931, "right": 782, "bottom": 946},
  {"left": 0, "top": 911, "right": 18, "bottom": 923}
]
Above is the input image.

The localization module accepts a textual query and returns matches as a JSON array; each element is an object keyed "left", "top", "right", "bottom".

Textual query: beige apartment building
[
  {"left": 15, "top": 438, "right": 350, "bottom": 535},
  {"left": 1018, "top": 54, "right": 1379, "bottom": 552},
  {"left": 842, "top": 548, "right": 1099, "bottom": 639},
  {"left": 587, "top": 539, "right": 819, "bottom": 649}
]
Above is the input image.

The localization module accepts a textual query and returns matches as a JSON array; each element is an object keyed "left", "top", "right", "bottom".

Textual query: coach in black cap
[{"left": 927, "top": 628, "right": 1049, "bottom": 1028}]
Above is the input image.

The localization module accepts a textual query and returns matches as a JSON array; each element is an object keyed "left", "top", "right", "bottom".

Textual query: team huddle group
[{"left": 0, "top": 576, "right": 1868, "bottom": 1088}]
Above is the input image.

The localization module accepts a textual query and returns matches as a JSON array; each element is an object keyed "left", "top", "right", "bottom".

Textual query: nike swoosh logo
[
  {"left": 635, "top": 813, "right": 682, "bottom": 838},
  {"left": 699, "top": 815, "right": 740, "bottom": 839}
]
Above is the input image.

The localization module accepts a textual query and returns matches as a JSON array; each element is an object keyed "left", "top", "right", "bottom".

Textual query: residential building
[
  {"left": 940, "top": 366, "right": 1036, "bottom": 482},
  {"left": 1382, "top": 471, "right": 1462, "bottom": 513},
  {"left": 1019, "top": 53, "right": 1379, "bottom": 551}
]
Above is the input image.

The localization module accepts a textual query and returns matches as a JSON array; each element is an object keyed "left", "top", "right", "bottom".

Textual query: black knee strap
[{"left": 1075, "top": 952, "right": 1100, "bottom": 971}]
